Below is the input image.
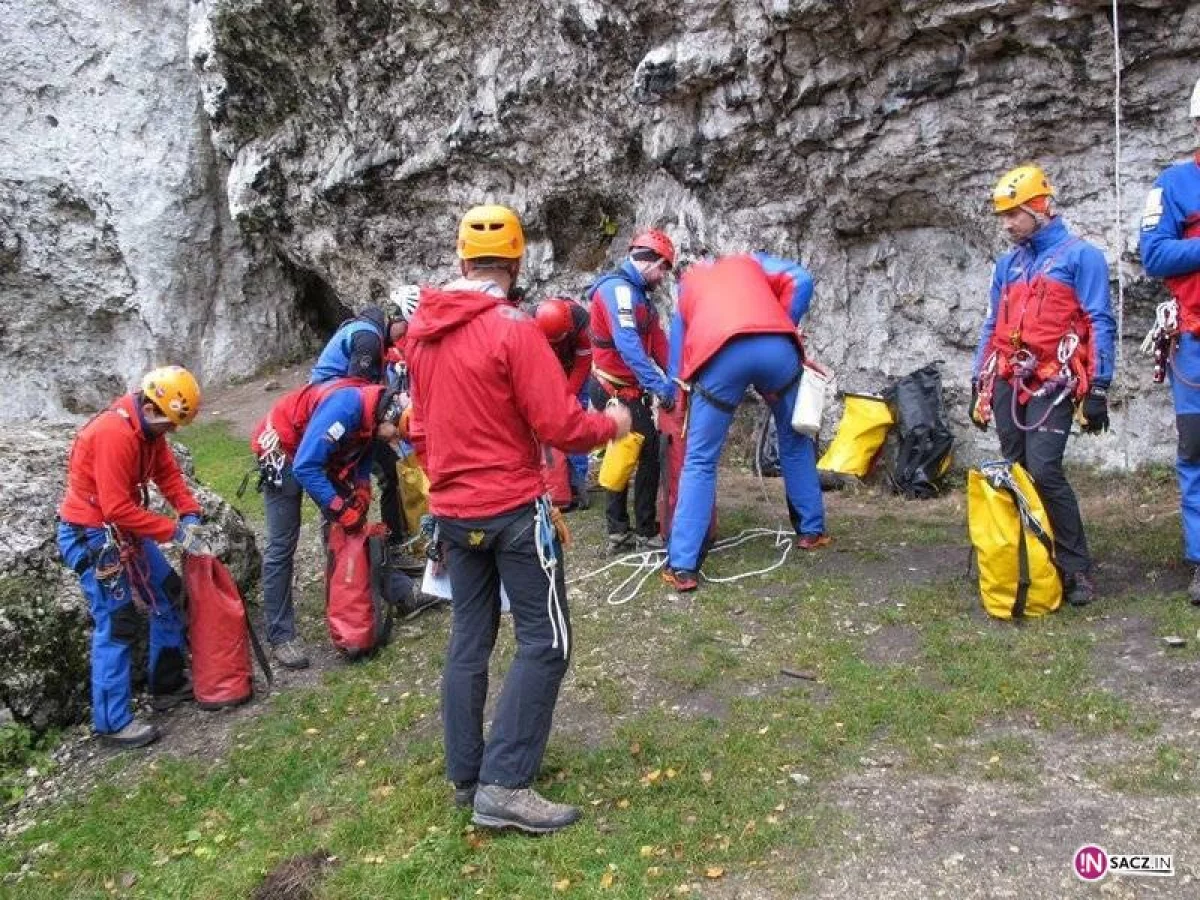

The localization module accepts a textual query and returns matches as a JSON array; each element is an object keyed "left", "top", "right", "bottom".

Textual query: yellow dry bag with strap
[
  {"left": 396, "top": 450, "right": 430, "bottom": 542},
  {"left": 817, "top": 393, "right": 894, "bottom": 477},
  {"left": 967, "top": 461, "right": 1062, "bottom": 619}
]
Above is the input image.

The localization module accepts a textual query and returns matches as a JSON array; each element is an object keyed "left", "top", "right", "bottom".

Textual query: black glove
[
  {"left": 1079, "top": 386, "right": 1109, "bottom": 434},
  {"left": 968, "top": 380, "right": 987, "bottom": 432}
]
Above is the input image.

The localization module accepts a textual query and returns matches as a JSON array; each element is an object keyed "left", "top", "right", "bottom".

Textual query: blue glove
[
  {"left": 179, "top": 513, "right": 203, "bottom": 528},
  {"left": 174, "top": 521, "right": 213, "bottom": 555}
]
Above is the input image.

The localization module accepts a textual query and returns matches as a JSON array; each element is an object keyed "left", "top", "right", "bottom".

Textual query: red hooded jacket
[
  {"left": 406, "top": 279, "right": 617, "bottom": 518},
  {"left": 59, "top": 393, "right": 202, "bottom": 542}
]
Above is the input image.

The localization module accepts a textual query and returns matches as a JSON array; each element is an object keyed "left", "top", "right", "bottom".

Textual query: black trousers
[
  {"left": 373, "top": 439, "right": 406, "bottom": 543},
  {"left": 588, "top": 381, "right": 660, "bottom": 537},
  {"left": 439, "top": 502, "right": 570, "bottom": 789},
  {"left": 992, "top": 380, "right": 1091, "bottom": 576}
]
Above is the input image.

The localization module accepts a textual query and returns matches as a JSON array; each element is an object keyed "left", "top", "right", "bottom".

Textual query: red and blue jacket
[
  {"left": 59, "top": 393, "right": 201, "bottom": 542},
  {"left": 974, "top": 217, "right": 1115, "bottom": 393},
  {"left": 587, "top": 260, "right": 674, "bottom": 401},
  {"left": 668, "top": 252, "right": 813, "bottom": 382},
  {"left": 1139, "top": 154, "right": 1200, "bottom": 333},
  {"left": 288, "top": 384, "right": 385, "bottom": 510}
]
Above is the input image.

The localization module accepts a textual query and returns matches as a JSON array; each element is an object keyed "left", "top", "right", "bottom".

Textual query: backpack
[
  {"left": 885, "top": 364, "right": 954, "bottom": 499},
  {"left": 325, "top": 523, "right": 399, "bottom": 658},
  {"left": 184, "top": 554, "right": 271, "bottom": 709},
  {"left": 967, "top": 461, "right": 1062, "bottom": 619},
  {"left": 817, "top": 393, "right": 895, "bottom": 478}
]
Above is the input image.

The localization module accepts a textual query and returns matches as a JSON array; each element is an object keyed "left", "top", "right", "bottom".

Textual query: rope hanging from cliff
[{"left": 1111, "top": 0, "right": 1126, "bottom": 372}]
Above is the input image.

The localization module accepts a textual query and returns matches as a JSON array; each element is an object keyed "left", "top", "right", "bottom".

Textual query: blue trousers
[
  {"left": 1172, "top": 334, "right": 1200, "bottom": 564},
  {"left": 262, "top": 464, "right": 303, "bottom": 645},
  {"left": 439, "top": 503, "right": 569, "bottom": 789},
  {"left": 56, "top": 523, "right": 187, "bottom": 733},
  {"left": 668, "top": 334, "right": 824, "bottom": 572},
  {"left": 568, "top": 385, "right": 590, "bottom": 489}
]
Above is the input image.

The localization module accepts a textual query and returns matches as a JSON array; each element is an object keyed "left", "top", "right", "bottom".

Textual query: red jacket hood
[{"left": 408, "top": 280, "right": 508, "bottom": 341}]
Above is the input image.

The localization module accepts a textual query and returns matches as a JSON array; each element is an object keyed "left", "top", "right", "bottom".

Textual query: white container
[{"left": 791, "top": 361, "right": 833, "bottom": 437}]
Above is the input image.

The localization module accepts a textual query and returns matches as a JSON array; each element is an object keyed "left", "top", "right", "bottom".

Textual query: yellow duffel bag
[
  {"left": 967, "top": 461, "right": 1062, "bottom": 620},
  {"left": 817, "top": 393, "right": 895, "bottom": 477},
  {"left": 396, "top": 450, "right": 430, "bottom": 540}
]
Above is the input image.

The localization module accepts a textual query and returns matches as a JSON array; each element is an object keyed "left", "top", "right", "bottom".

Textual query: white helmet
[
  {"left": 1191, "top": 76, "right": 1200, "bottom": 119},
  {"left": 388, "top": 284, "right": 421, "bottom": 321}
]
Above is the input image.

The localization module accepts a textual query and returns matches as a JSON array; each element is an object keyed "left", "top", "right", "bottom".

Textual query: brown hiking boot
[
  {"left": 272, "top": 639, "right": 310, "bottom": 670},
  {"left": 1066, "top": 571, "right": 1096, "bottom": 608},
  {"left": 472, "top": 784, "right": 581, "bottom": 834},
  {"left": 101, "top": 718, "right": 160, "bottom": 750},
  {"left": 796, "top": 533, "right": 832, "bottom": 551}
]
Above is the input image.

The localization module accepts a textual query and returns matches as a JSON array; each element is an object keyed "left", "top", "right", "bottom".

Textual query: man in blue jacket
[
  {"left": 1139, "top": 75, "right": 1200, "bottom": 606},
  {"left": 972, "top": 165, "right": 1116, "bottom": 607},
  {"left": 253, "top": 379, "right": 403, "bottom": 668},
  {"left": 310, "top": 304, "right": 415, "bottom": 567},
  {"left": 663, "top": 252, "right": 822, "bottom": 592},
  {"left": 587, "top": 229, "right": 677, "bottom": 552}
]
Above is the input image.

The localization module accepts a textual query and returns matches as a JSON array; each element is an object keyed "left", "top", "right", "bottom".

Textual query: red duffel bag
[
  {"left": 184, "top": 553, "right": 255, "bottom": 709},
  {"left": 325, "top": 522, "right": 394, "bottom": 659},
  {"left": 657, "top": 391, "right": 717, "bottom": 551}
]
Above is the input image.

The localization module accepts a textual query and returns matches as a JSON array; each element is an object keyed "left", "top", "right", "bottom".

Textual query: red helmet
[
  {"left": 629, "top": 228, "right": 676, "bottom": 268},
  {"left": 534, "top": 298, "right": 574, "bottom": 343}
]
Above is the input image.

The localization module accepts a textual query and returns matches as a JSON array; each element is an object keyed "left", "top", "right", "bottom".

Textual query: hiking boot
[
  {"left": 796, "top": 533, "right": 832, "bottom": 551},
  {"left": 472, "top": 784, "right": 581, "bottom": 834},
  {"left": 662, "top": 568, "right": 699, "bottom": 592},
  {"left": 386, "top": 545, "right": 427, "bottom": 575},
  {"left": 101, "top": 718, "right": 160, "bottom": 750},
  {"left": 635, "top": 534, "right": 665, "bottom": 551},
  {"left": 1189, "top": 567, "right": 1200, "bottom": 607},
  {"left": 1066, "top": 571, "right": 1096, "bottom": 608},
  {"left": 454, "top": 781, "right": 478, "bottom": 809},
  {"left": 607, "top": 531, "right": 635, "bottom": 554},
  {"left": 150, "top": 680, "right": 194, "bottom": 712},
  {"left": 400, "top": 586, "right": 442, "bottom": 621},
  {"left": 272, "top": 639, "right": 311, "bottom": 670}
]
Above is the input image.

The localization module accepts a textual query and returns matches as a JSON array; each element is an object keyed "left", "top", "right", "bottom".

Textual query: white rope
[
  {"left": 569, "top": 528, "right": 795, "bottom": 605},
  {"left": 1111, "top": 0, "right": 1126, "bottom": 371}
]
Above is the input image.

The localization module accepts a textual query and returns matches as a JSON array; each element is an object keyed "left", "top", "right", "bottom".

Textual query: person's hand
[
  {"left": 1079, "top": 386, "right": 1109, "bottom": 435},
  {"left": 604, "top": 402, "right": 633, "bottom": 440},
  {"left": 174, "top": 521, "right": 213, "bottom": 556},
  {"left": 327, "top": 494, "right": 368, "bottom": 532},
  {"left": 968, "top": 380, "right": 988, "bottom": 432}
]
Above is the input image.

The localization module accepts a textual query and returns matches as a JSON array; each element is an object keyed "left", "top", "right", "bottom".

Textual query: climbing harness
[{"left": 1008, "top": 335, "right": 1080, "bottom": 432}]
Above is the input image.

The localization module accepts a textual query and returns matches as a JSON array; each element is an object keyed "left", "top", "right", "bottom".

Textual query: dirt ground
[{"left": 5, "top": 373, "right": 1200, "bottom": 899}]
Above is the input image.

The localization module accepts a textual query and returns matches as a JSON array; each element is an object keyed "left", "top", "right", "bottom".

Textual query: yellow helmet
[
  {"left": 456, "top": 204, "right": 525, "bottom": 260},
  {"left": 992, "top": 165, "right": 1055, "bottom": 213},
  {"left": 141, "top": 366, "right": 201, "bottom": 426}
]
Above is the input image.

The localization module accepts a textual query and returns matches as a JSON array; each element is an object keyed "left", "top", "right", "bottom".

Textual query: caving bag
[
  {"left": 817, "top": 393, "right": 895, "bottom": 477},
  {"left": 885, "top": 364, "right": 954, "bottom": 499},
  {"left": 542, "top": 445, "right": 573, "bottom": 508},
  {"left": 184, "top": 553, "right": 271, "bottom": 709},
  {"left": 657, "top": 391, "right": 717, "bottom": 552},
  {"left": 967, "top": 461, "right": 1062, "bottom": 620},
  {"left": 325, "top": 522, "right": 408, "bottom": 658}
]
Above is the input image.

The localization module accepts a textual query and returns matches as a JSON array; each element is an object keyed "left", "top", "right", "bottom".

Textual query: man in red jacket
[
  {"left": 407, "top": 204, "right": 631, "bottom": 834},
  {"left": 57, "top": 366, "right": 211, "bottom": 748}
]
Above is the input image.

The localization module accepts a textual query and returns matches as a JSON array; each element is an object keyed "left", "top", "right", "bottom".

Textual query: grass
[
  {"left": 2, "top": 458, "right": 1197, "bottom": 897},
  {"left": 175, "top": 420, "right": 264, "bottom": 521}
]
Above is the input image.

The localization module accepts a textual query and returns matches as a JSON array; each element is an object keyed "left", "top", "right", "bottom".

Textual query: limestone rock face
[
  {"left": 0, "top": 0, "right": 314, "bottom": 423},
  {"left": 0, "top": 427, "right": 260, "bottom": 732},
  {"left": 193, "top": 0, "right": 1198, "bottom": 467}
]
